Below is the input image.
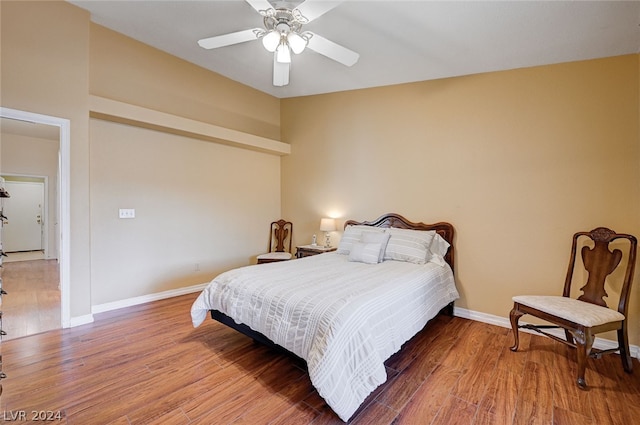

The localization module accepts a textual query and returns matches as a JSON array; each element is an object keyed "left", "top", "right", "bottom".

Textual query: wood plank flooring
[
  {"left": 1, "top": 293, "right": 639, "bottom": 424},
  {"left": 1, "top": 259, "right": 61, "bottom": 340}
]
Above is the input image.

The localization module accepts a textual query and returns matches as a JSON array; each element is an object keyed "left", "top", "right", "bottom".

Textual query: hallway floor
[{"left": 1, "top": 257, "right": 60, "bottom": 340}]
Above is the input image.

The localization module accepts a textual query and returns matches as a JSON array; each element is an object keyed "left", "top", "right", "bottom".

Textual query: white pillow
[
  {"left": 361, "top": 231, "right": 391, "bottom": 263},
  {"left": 384, "top": 228, "right": 436, "bottom": 264},
  {"left": 428, "top": 233, "right": 451, "bottom": 266},
  {"left": 337, "top": 225, "right": 385, "bottom": 255},
  {"left": 348, "top": 242, "right": 383, "bottom": 264}
]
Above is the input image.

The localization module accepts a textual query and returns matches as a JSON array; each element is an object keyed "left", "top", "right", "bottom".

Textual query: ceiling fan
[{"left": 197, "top": 0, "right": 359, "bottom": 87}]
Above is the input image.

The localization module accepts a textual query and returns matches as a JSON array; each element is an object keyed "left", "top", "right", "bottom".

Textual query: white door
[{"left": 3, "top": 181, "right": 44, "bottom": 252}]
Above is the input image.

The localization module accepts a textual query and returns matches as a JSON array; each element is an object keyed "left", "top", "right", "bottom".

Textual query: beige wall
[
  {"left": 90, "top": 23, "right": 280, "bottom": 140},
  {"left": 88, "top": 23, "right": 283, "bottom": 306},
  {"left": 281, "top": 55, "right": 640, "bottom": 345},
  {"left": 89, "top": 119, "right": 280, "bottom": 305},
  {"left": 1, "top": 0, "right": 92, "bottom": 318},
  {"left": 3, "top": 1, "right": 639, "bottom": 349},
  {"left": 2, "top": 1, "right": 283, "bottom": 319}
]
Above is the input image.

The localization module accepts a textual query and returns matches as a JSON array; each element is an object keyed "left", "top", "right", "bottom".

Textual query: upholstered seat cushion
[
  {"left": 513, "top": 295, "right": 625, "bottom": 327},
  {"left": 257, "top": 252, "right": 292, "bottom": 261}
]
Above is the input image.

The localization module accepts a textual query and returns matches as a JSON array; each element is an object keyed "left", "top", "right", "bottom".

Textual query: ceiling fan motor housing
[{"left": 264, "top": 8, "right": 305, "bottom": 34}]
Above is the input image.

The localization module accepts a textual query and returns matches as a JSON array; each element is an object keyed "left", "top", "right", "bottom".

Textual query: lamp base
[{"left": 324, "top": 231, "right": 331, "bottom": 248}]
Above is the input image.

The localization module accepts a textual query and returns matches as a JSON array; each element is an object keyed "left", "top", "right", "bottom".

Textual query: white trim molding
[
  {"left": 454, "top": 306, "right": 640, "bottom": 359},
  {"left": 0, "top": 107, "right": 71, "bottom": 329},
  {"left": 86, "top": 286, "right": 640, "bottom": 361},
  {"left": 69, "top": 314, "right": 94, "bottom": 328},
  {"left": 92, "top": 283, "right": 209, "bottom": 315},
  {"left": 89, "top": 96, "right": 290, "bottom": 156}
]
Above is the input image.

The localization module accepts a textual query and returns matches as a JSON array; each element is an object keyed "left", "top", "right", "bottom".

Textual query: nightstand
[{"left": 295, "top": 245, "right": 337, "bottom": 258}]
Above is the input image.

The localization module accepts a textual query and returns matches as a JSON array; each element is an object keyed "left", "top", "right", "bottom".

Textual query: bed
[{"left": 190, "top": 213, "right": 459, "bottom": 421}]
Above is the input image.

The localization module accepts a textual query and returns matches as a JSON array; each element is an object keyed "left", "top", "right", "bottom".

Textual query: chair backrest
[
  {"left": 563, "top": 227, "right": 637, "bottom": 314},
  {"left": 267, "top": 219, "right": 292, "bottom": 253}
]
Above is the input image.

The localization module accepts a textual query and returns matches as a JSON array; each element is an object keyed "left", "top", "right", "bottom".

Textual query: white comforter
[{"left": 191, "top": 253, "right": 458, "bottom": 421}]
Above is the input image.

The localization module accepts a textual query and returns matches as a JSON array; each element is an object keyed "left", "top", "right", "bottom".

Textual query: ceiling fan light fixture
[
  {"left": 198, "top": 1, "right": 357, "bottom": 88},
  {"left": 287, "top": 31, "right": 307, "bottom": 54},
  {"left": 276, "top": 42, "right": 291, "bottom": 63},
  {"left": 262, "top": 30, "right": 281, "bottom": 52}
]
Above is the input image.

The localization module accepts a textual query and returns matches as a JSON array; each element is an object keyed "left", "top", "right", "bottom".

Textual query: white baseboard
[
  {"left": 454, "top": 306, "right": 640, "bottom": 359},
  {"left": 66, "top": 314, "right": 94, "bottom": 328},
  {"left": 82, "top": 289, "right": 640, "bottom": 361},
  {"left": 91, "top": 282, "right": 209, "bottom": 315}
]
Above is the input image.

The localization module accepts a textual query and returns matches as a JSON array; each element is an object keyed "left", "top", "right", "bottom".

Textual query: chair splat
[{"left": 578, "top": 240, "right": 622, "bottom": 307}]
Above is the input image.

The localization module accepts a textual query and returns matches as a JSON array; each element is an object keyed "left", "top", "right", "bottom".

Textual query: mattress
[{"left": 191, "top": 252, "right": 458, "bottom": 421}]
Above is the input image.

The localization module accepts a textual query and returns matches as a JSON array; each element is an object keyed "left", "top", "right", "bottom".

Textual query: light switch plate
[{"left": 119, "top": 208, "right": 135, "bottom": 219}]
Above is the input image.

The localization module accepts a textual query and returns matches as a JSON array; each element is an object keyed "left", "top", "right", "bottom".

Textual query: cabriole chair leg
[
  {"left": 509, "top": 308, "right": 524, "bottom": 352},
  {"left": 572, "top": 329, "right": 594, "bottom": 390}
]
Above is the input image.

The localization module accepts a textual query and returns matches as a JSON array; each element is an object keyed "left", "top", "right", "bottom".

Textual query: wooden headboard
[{"left": 344, "top": 213, "right": 455, "bottom": 271}]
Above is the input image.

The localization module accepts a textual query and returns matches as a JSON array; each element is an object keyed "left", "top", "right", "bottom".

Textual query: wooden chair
[
  {"left": 510, "top": 227, "right": 637, "bottom": 389},
  {"left": 256, "top": 219, "right": 293, "bottom": 264}
]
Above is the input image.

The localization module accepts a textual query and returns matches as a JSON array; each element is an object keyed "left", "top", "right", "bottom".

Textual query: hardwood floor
[
  {"left": 1, "top": 293, "right": 639, "bottom": 424},
  {"left": 0, "top": 259, "right": 61, "bottom": 340}
]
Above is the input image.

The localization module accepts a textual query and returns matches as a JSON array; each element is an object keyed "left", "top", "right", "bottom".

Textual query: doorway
[{"left": 0, "top": 107, "right": 70, "bottom": 332}]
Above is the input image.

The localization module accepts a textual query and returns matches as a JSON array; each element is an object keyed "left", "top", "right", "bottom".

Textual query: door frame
[
  {"left": 0, "top": 107, "right": 71, "bottom": 328},
  {"left": 2, "top": 177, "right": 48, "bottom": 254}
]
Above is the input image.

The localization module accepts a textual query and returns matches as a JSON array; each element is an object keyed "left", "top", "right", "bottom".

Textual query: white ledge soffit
[{"left": 89, "top": 96, "right": 290, "bottom": 156}]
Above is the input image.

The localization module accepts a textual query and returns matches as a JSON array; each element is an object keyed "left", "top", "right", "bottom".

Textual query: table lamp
[{"left": 320, "top": 218, "right": 336, "bottom": 248}]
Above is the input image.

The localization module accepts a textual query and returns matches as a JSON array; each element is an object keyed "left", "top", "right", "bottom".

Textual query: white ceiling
[{"left": 71, "top": 1, "right": 640, "bottom": 99}]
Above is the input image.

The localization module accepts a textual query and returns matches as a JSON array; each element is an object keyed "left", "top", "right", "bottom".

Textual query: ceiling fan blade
[
  {"left": 197, "top": 29, "right": 260, "bottom": 49},
  {"left": 245, "top": 0, "right": 274, "bottom": 15},
  {"left": 295, "top": 0, "right": 344, "bottom": 22},
  {"left": 306, "top": 32, "right": 359, "bottom": 67},
  {"left": 273, "top": 55, "right": 290, "bottom": 86}
]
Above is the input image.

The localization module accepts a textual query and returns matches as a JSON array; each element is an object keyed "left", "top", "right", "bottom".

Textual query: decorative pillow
[
  {"left": 361, "top": 231, "right": 391, "bottom": 263},
  {"left": 384, "top": 228, "right": 436, "bottom": 264},
  {"left": 337, "top": 225, "right": 385, "bottom": 255},
  {"left": 348, "top": 242, "right": 383, "bottom": 264},
  {"left": 428, "top": 233, "right": 450, "bottom": 266}
]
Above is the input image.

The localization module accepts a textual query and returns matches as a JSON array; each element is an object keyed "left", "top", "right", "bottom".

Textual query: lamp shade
[
  {"left": 320, "top": 218, "right": 336, "bottom": 232},
  {"left": 262, "top": 30, "right": 280, "bottom": 52},
  {"left": 287, "top": 32, "right": 307, "bottom": 54}
]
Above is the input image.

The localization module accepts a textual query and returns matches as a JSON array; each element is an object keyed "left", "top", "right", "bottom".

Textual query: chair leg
[
  {"left": 618, "top": 323, "right": 633, "bottom": 374},
  {"left": 564, "top": 329, "right": 574, "bottom": 345},
  {"left": 509, "top": 307, "right": 525, "bottom": 352},
  {"left": 571, "top": 328, "right": 594, "bottom": 390}
]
